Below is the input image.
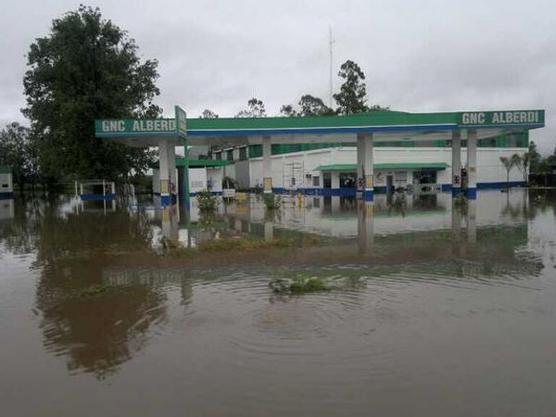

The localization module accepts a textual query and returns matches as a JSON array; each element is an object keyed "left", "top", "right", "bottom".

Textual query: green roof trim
[
  {"left": 186, "top": 109, "right": 544, "bottom": 134},
  {"left": 316, "top": 162, "right": 450, "bottom": 171},
  {"left": 176, "top": 158, "right": 232, "bottom": 168},
  {"left": 187, "top": 111, "right": 457, "bottom": 131},
  {"left": 0, "top": 166, "right": 12, "bottom": 174}
]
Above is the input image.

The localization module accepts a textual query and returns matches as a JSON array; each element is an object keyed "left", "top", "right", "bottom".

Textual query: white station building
[
  {"left": 206, "top": 135, "right": 529, "bottom": 195},
  {"left": 96, "top": 108, "right": 545, "bottom": 203}
]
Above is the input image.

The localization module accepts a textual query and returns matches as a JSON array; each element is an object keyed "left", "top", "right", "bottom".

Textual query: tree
[
  {"left": 500, "top": 155, "right": 519, "bottom": 188},
  {"left": 527, "top": 141, "right": 542, "bottom": 173},
  {"left": 280, "top": 104, "right": 298, "bottom": 117},
  {"left": 298, "top": 95, "right": 334, "bottom": 116},
  {"left": 280, "top": 95, "right": 334, "bottom": 117},
  {"left": 23, "top": 6, "right": 161, "bottom": 184},
  {"left": 511, "top": 153, "right": 523, "bottom": 184},
  {"left": 0, "top": 122, "right": 36, "bottom": 192},
  {"left": 200, "top": 109, "right": 219, "bottom": 119},
  {"left": 236, "top": 98, "right": 266, "bottom": 118},
  {"left": 333, "top": 60, "right": 368, "bottom": 115}
]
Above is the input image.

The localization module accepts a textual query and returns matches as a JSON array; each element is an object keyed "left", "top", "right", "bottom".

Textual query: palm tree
[
  {"left": 500, "top": 156, "right": 515, "bottom": 189},
  {"left": 518, "top": 152, "right": 530, "bottom": 185}
]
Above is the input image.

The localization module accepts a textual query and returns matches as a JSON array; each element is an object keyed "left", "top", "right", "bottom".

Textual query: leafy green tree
[
  {"left": 280, "top": 95, "right": 333, "bottom": 117},
  {"left": 368, "top": 104, "right": 391, "bottom": 111},
  {"left": 279, "top": 104, "right": 298, "bottom": 117},
  {"left": 0, "top": 122, "right": 36, "bottom": 191},
  {"left": 200, "top": 109, "right": 219, "bottom": 118},
  {"left": 333, "top": 60, "right": 368, "bottom": 115},
  {"left": 333, "top": 60, "right": 389, "bottom": 114},
  {"left": 22, "top": 5, "right": 161, "bottom": 184},
  {"left": 236, "top": 98, "right": 266, "bottom": 118},
  {"left": 298, "top": 95, "right": 334, "bottom": 116},
  {"left": 527, "top": 141, "right": 542, "bottom": 173}
]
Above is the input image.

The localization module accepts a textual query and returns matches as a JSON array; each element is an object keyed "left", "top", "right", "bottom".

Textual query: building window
[
  {"left": 239, "top": 147, "right": 247, "bottom": 161},
  {"left": 313, "top": 176, "right": 320, "bottom": 187},
  {"left": 226, "top": 149, "right": 233, "bottom": 161},
  {"left": 215, "top": 152, "right": 222, "bottom": 160},
  {"left": 249, "top": 145, "right": 262, "bottom": 158},
  {"left": 323, "top": 172, "right": 331, "bottom": 188}
]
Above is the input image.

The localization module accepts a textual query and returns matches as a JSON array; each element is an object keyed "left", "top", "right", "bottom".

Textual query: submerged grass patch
[
  {"left": 269, "top": 271, "right": 367, "bottom": 295},
  {"left": 269, "top": 273, "right": 330, "bottom": 294},
  {"left": 167, "top": 234, "right": 323, "bottom": 257},
  {"left": 290, "top": 276, "right": 329, "bottom": 293}
]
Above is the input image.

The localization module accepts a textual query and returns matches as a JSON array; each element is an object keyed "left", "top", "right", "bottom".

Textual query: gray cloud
[{"left": 1, "top": 0, "right": 555, "bottom": 152}]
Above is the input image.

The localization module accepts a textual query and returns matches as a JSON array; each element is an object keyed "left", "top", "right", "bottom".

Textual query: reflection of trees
[
  {"left": 499, "top": 189, "right": 556, "bottom": 221},
  {"left": 387, "top": 192, "right": 407, "bottom": 217},
  {"left": 412, "top": 194, "right": 439, "bottom": 210},
  {"left": 35, "top": 208, "right": 153, "bottom": 264},
  {"left": 31, "top": 201, "right": 167, "bottom": 378},
  {"left": 522, "top": 189, "right": 556, "bottom": 219},
  {"left": 0, "top": 197, "right": 47, "bottom": 256},
  {"left": 36, "top": 257, "right": 167, "bottom": 378}
]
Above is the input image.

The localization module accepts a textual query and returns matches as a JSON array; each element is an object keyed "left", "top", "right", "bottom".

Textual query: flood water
[{"left": 1, "top": 190, "right": 556, "bottom": 417}]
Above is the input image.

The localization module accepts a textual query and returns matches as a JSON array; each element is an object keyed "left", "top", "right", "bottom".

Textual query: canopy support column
[
  {"left": 467, "top": 129, "right": 477, "bottom": 199},
  {"left": 168, "top": 142, "right": 177, "bottom": 204},
  {"left": 451, "top": 130, "right": 462, "bottom": 196},
  {"left": 356, "top": 133, "right": 374, "bottom": 201},
  {"left": 262, "top": 136, "right": 272, "bottom": 194},
  {"left": 182, "top": 138, "right": 190, "bottom": 205},
  {"left": 158, "top": 140, "right": 173, "bottom": 206}
]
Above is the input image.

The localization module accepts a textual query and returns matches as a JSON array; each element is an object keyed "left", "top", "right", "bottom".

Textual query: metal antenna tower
[{"left": 329, "top": 26, "right": 335, "bottom": 108}]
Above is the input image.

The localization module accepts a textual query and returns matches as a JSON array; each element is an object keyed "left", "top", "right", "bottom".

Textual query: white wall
[
  {"left": 247, "top": 147, "right": 527, "bottom": 188},
  {"left": 0, "top": 198, "right": 14, "bottom": 220},
  {"left": 0, "top": 173, "right": 13, "bottom": 194},
  {"left": 155, "top": 167, "right": 227, "bottom": 194},
  {"left": 189, "top": 168, "right": 207, "bottom": 193},
  {"left": 207, "top": 168, "right": 223, "bottom": 193}
]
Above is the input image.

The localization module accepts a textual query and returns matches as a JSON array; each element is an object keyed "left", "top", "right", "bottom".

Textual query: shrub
[
  {"left": 196, "top": 190, "right": 218, "bottom": 212},
  {"left": 269, "top": 274, "right": 329, "bottom": 294}
]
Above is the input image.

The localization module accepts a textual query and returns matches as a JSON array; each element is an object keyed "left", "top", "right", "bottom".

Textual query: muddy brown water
[{"left": 1, "top": 190, "right": 556, "bottom": 417}]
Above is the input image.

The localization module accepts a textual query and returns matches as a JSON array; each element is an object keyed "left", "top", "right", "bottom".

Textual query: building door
[{"left": 386, "top": 175, "right": 394, "bottom": 193}]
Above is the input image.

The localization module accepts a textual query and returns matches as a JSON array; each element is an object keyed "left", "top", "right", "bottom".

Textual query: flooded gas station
[{"left": 1, "top": 189, "right": 556, "bottom": 417}]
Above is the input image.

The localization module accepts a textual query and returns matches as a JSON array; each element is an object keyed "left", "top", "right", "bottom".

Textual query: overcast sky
[{"left": 1, "top": 0, "right": 555, "bottom": 152}]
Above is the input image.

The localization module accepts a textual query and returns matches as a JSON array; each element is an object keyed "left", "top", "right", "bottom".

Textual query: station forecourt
[{"left": 95, "top": 107, "right": 545, "bottom": 205}]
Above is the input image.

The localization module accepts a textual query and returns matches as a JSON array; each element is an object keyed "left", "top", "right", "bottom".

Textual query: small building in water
[{"left": 0, "top": 166, "right": 13, "bottom": 199}]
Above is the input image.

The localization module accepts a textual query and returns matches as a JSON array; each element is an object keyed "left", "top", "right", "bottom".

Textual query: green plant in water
[
  {"left": 269, "top": 274, "right": 329, "bottom": 294},
  {"left": 196, "top": 189, "right": 218, "bottom": 212},
  {"left": 263, "top": 193, "right": 281, "bottom": 210}
]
